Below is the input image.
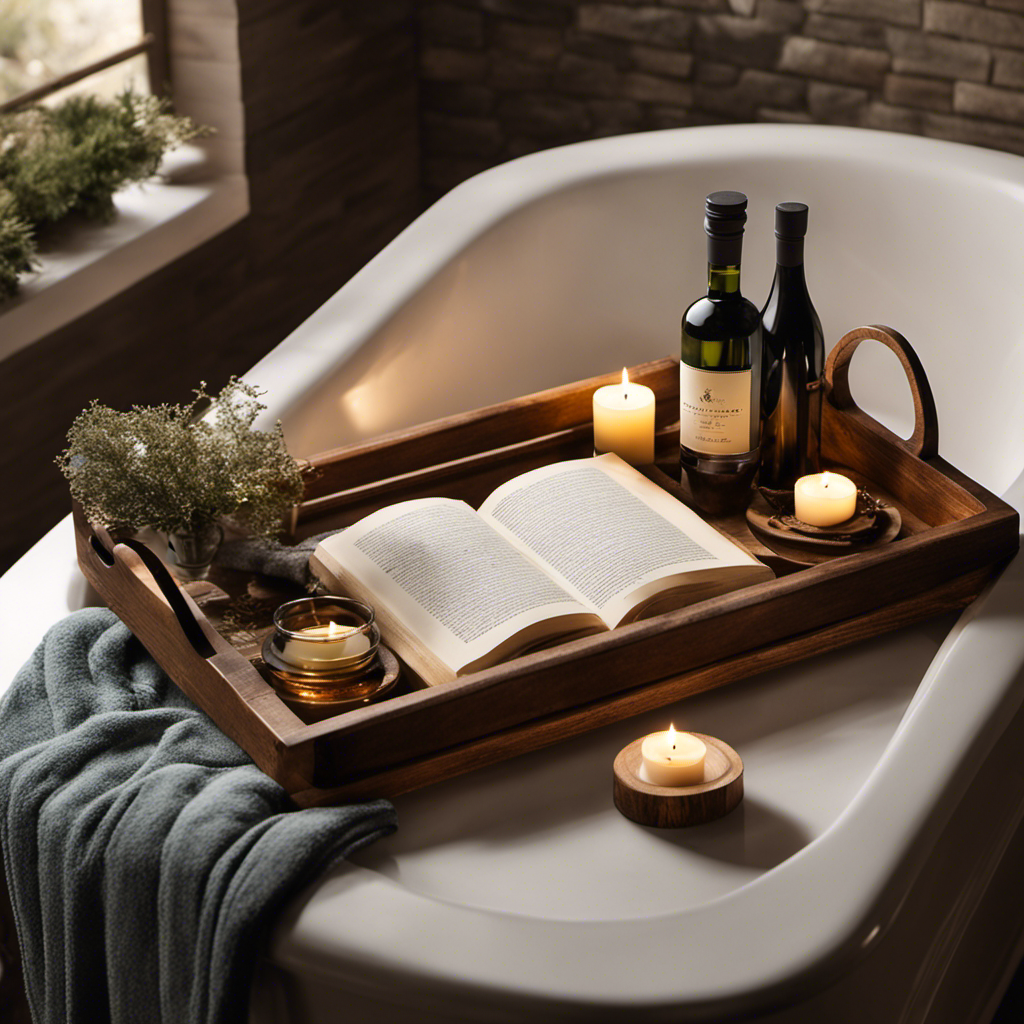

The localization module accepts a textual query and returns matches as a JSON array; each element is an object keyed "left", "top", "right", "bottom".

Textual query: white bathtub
[{"left": 3, "top": 124, "right": 1024, "bottom": 1022}]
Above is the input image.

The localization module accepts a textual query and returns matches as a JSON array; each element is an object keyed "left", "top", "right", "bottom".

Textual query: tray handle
[
  {"left": 84, "top": 515, "right": 215, "bottom": 660},
  {"left": 824, "top": 324, "right": 939, "bottom": 461},
  {"left": 120, "top": 537, "right": 216, "bottom": 658}
]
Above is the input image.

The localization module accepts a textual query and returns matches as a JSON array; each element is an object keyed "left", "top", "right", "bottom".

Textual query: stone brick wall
[{"left": 419, "top": 0, "right": 1024, "bottom": 197}]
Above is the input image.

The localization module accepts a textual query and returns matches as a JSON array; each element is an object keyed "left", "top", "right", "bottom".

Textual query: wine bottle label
[{"left": 679, "top": 364, "right": 755, "bottom": 455}]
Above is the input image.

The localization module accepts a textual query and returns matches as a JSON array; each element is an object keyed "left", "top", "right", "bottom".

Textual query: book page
[
  {"left": 312, "top": 498, "right": 603, "bottom": 680},
  {"left": 479, "top": 454, "right": 770, "bottom": 627}
]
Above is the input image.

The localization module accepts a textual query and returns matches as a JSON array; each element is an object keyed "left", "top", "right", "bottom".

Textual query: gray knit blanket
[{"left": 0, "top": 608, "right": 397, "bottom": 1024}]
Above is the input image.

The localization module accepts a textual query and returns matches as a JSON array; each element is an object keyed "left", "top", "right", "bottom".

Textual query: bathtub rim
[{"left": 5, "top": 502, "right": 1018, "bottom": 1019}]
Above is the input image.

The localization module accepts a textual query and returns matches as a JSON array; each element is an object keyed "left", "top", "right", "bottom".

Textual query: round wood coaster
[
  {"left": 613, "top": 733, "right": 743, "bottom": 828},
  {"left": 746, "top": 488, "right": 901, "bottom": 566}
]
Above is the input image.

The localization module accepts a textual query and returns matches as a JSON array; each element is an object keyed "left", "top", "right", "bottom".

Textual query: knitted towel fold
[
  {"left": 0, "top": 607, "right": 397, "bottom": 1024},
  {"left": 216, "top": 531, "right": 338, "bottom": 589}
]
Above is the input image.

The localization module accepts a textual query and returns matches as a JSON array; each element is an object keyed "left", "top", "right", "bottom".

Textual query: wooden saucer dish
[
  {"left": 745, "top": 485, "right": 901, "bottom": 566},
  {"left": 613, "top": 733, "right": 743, "bottom": 828}
]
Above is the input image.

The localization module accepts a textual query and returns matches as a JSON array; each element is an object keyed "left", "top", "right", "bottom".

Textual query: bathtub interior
[{"left": 277, "top": 142, "right": 1024, "bottom": 499}]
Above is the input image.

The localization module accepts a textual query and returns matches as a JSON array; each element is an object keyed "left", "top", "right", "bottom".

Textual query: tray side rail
[
  {"left": 291, "top": 563, "right": 995, "bottom": 805},
  {"left": 291, "top": 493, "right": 1018, "bottom": 786},
  {"left": 822, "top": 325, "right": 981, "bottom": 526},
  {"left": 300, "top": 358, "right": 679, "bottom": 501}
]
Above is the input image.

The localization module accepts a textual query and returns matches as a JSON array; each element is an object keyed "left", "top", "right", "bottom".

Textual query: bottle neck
[
  {"left": 772, "top": 261, "right": 807, "bottom": 292},
  {"left": 707, "top": 231, "right": 743, "bottom": 269},
  {"left": 707, "top": 263, "right": 741, "bottom": 298},
  {"left": 776, "top": 236, "right": 804, "bottom": 268}
]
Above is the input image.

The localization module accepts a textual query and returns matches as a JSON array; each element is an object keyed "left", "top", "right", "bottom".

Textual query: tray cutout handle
[
  {"left": 120, "top": 538, "right": 216, "bottom": 659},
  {"left": 84, "top": 517, "right": 215, "bottom": 660},
  {"left": 824, "top": 324, "right": 939, "bottom": 461}
]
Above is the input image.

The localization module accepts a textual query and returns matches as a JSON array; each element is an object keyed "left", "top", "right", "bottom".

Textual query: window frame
[
  {"left": 0, "top": 1, "right": 170, "bottom": 114},
  {"left": 140, "top": 0, "right": 171, "bottom": 96},
  {"left": 0, "top": 0, "right": 250, "bottom": 361}
]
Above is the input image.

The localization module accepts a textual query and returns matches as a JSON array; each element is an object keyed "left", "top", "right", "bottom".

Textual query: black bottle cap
[
  {"left": 705, "top": 191, "right": 748, "bottom": 237},
  {"left": 775, "top": 201, "right": 808, "bottom": 240},
  {"left": 705, "top": 191, "right": 747, "bottom": 266}
]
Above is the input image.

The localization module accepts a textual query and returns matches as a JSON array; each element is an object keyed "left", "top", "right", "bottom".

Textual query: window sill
[{"left": 0, "top": 144, "right": 249, "bottom": 362}]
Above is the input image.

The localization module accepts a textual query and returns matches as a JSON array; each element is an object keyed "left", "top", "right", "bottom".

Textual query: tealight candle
[
  {"left": 261, "top": 596, "right": 395, "bottom": 721},
  {"left": 265, "top": 596, "right": 379, "bottom": 676},
  {"left": 593, "top": 368, "right": 656, "bottom": 466},
  {"left": 639, "top": 725, "right": 706, "bottom": 787},
  {"left": 281, "top": 620, "right": 372, "bottom": 667},
  {"left": 793, "top": 471, "right": 858, "bottom": 527}
]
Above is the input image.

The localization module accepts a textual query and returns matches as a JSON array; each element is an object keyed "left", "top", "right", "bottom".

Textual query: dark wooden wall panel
[{"left": 0, "top": 0, "right": 420, "bottom": 574}]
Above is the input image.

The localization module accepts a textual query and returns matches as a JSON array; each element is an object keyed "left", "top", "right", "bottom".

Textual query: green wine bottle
[{"left": 680, "top": 192, "right": 762, "bottom": 514}]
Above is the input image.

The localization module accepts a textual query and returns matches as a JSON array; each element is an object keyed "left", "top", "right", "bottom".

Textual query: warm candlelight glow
[
  {"left": 266, "top": 597, "right": 380, "bottom": 683},
  {"left": 279, "top": 619, "right": 371, "bottom": 665},
  {"left": 640, "top": 726, "right": 706, "bottom": 786},
  {"left": 592, "top": 367, "right": 655, "bottom": 465},
  {"left": 794, "top": 471, "right": 858, "bottom": 526}
]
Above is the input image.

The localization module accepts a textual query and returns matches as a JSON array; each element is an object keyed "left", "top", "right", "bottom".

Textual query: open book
[{"left": 310, "top": 454, "right": 773, "bottom": 686}]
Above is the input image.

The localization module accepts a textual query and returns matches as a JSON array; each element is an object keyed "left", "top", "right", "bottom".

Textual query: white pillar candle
[
  {"left": 639, "top": 725, "right": 706, "bottom": 787},
  {"left": 279, "top": 621, "right": 372, "bottom": 668},
  {"left": 593, "top": 368, "right": 656, "bottom": 466},
  {"left": 793, "top": 471, "right": 858, "bottom": 527}
]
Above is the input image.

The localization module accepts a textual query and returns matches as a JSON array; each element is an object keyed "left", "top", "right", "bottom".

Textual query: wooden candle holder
[{"left": 612, "top": 733, "right": 743, "bottom": 828}]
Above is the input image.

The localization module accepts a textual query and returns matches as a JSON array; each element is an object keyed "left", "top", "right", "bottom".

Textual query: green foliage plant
[
  {"left": 0, "top": 89, "right": 209, "bottom": 298},
  {"left": 0, "top": 194, "right": 35, "bottom": 299},
  {"left": 58, "top": 380, "right": 305, "bottom": 541}
]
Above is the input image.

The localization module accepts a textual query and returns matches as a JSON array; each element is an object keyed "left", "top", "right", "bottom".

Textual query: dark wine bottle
[
  {"left": 680, "top": 191, "right": 762, "bottom": 515},
  {"left": 759, "top": 202, "right": 824, "bottom": 489}
]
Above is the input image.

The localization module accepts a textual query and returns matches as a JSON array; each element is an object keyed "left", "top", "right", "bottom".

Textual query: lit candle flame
[
  {"left": 327, "top": 620, "right": 346, "bottom": 637},
  {"left": 668, "top": 723, "right": 677, "bottom": 752},
  {"left": 622, "top": 366, "right": 629, "bottom": 400},
  {"left": 822, "top": 471, "right": 832, "bottom": 489}
]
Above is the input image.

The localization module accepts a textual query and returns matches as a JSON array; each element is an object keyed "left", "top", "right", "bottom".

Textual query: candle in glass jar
[
  {"left": 593, "top": 368, "right": 656, "bottom": 466},
  {"left": 639, "top": 725, "right": 706, "bottom": 787},
  {"left": 280, "top": 620, "right": 372, "bottom": 668},
  {"left": 793, "top": 471, "right": 858, "bottom": 526}
]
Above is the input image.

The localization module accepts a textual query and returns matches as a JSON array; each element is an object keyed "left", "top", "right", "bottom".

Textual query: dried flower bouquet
[{"left": 58, "top": 379, "right": 304, "bottom": 548}]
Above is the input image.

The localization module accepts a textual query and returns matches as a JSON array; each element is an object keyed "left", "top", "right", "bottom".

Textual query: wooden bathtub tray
[{"left": 74, "top": 326, "right": 1020, "bottom": 806}]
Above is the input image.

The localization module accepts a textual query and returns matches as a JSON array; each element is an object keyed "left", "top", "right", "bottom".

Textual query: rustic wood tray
[{"left": 74, "top": 326, "right": 1020, "bottom": 807}]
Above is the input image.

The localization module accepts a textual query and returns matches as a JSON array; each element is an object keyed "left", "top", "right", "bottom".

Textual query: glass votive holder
[{"left": 261, "top": 596, "right": 394, "bottom": 717}]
